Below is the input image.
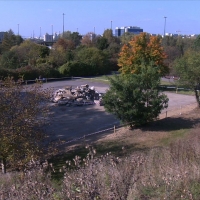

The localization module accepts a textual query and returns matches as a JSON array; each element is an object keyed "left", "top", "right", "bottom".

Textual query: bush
[
  {"left": 15, "top": 65, "right": 61, "bottom": 80},
  {"left": 59, "top": 61, "right": 94, "bottom": 77}
]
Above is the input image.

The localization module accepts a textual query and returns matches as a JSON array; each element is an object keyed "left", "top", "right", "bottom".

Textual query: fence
[{"left": 57, "top": 102, "right": 197, "bottom": 147}]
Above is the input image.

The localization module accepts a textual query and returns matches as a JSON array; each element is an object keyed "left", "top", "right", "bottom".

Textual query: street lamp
[
  {"left": 51, "top": 24, "right": 53, "bottom": 42},
  {"left": 40, "top": 27, "right": 41, "bottom": 39},
  {"left": 164, "top": 16, "right": 167, "bottom": 37},
  {"left": 94, "top": 26, "right": 95, "bottom": 34},
  {"left": 17, "top": 24, "right": 19, "bottom": 35},
  {"left": 110, "top": 20, "right": 112, "bottom": 34},
  {"left": 63, "top": 13, "right": 65, "bottom": 37}
]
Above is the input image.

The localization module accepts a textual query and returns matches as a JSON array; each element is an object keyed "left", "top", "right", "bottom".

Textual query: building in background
[
  {"left": 115, "top": 26, "right": 143, "bottom": 37},
  {"left": 44, "top": 33, "right": 53, "bottom": 42},
  {"left": 0, "top": 32, "right": 6, "bottom": 43}
]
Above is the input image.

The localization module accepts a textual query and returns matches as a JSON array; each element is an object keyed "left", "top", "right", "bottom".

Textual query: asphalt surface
[{"left": 41, "top": 78, "right": 197, "bottom": 142}]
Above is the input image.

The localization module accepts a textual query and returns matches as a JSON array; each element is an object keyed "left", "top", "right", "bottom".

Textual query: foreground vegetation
[{"left": 1, "top": 109, "right": 200, "bottom": 199}]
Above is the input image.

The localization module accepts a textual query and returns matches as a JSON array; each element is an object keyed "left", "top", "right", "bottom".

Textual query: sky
[{"left": 0, "top": 0, "right": 200, "bottom": 38}]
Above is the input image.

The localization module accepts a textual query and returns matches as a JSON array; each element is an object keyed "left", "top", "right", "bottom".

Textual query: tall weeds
[{"left": 1, "top": 126, "right": 200, "bottom": 199}]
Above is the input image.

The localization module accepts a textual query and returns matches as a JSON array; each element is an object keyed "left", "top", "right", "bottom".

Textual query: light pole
[
  {"left": 51, "top": 24, "right": 53, "bottom": 42},
  {"left": 17, "top": 24, "right": 19, "bottom": 35},
  {"left": 110, "top": 20, "right": 112, "bottom": 34},
  {"left": 63, "top": 13, "right": 65, "bottom": 37},
  {"left": 94, "top": 26, "right": 95, "bottom": 34},
  {"left": 40, "top": 27, "right": 41, "bottom": 39},
  {"left": 164, "top": 16, "right": 167, "bottom": 37}
]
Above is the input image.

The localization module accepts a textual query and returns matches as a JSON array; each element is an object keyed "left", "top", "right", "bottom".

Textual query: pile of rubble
[{"left": 51, "top": 84, "right": 103, "bottom": 106}]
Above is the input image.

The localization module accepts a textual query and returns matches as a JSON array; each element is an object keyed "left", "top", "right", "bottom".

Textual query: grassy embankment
[{"left": 1, "top": 109, "right": 200, "bottom": 199}]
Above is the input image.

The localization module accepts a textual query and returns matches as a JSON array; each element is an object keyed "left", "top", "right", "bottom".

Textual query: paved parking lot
[{"left": 42, "top": 78, "right": 197, "bottom": 142}]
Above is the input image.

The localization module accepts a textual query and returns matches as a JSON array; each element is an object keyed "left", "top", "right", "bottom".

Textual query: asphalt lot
[{"left": 41, "top": 78, "right": 197, "bottom": 142}]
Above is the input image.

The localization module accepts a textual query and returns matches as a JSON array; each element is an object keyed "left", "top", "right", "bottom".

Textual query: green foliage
[
  {"left": 103, "top": 65, "right": 168, "bottom": 126},
  {"left": 96, "top": 37, "right": 109, "bottom": 50},
  {"left": 0, "top": 50, "right": 20, "bottom": 69},
  {"left": 174, "top": 50, "right": 200, "bottom": 107},
  {"left": 0, "top": 29, "right": 23, "bottom": 52},
  {"left": 59, "top": 61, "right": 92, "bottom": 76},
  {"left": 120, "top": 32, "right": 135, "bottom": 44},
  {"left": 15, "top": 65, "right": 61, "bottom": 80},
  {"left": 192, "top": 34, "right": 200, "bottom": 51},
  {"left": 75, "top": 47, "right": 110, "bottom": 75}
]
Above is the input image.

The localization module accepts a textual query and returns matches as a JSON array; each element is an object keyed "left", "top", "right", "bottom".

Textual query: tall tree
[
  {"left": 1, "top": 29, "right": 23, "bottom": 52},
  {"left": 0, "top": 77, "right": 51, "bottom": 173},
  {"left": 103, "top": 29, "right": 114, "bottom": 44},
  {"left": 62, "top": 31, "right": 82, "bottom": 47},
  {"left": 174, "top": 50, "right": 200, "bottom": 107},
  {"left": 103, "top": 65, "right": 168, "bottom": 127},
  {"left": 118, "top": 32, "right": 168, "bottom": 76}
]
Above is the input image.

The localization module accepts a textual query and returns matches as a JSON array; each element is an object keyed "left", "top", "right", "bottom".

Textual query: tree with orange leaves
[
  {"left": 118, "top": 32, "right": 168, "bottom": 76},
  {"left": 103, "top": 32, "right": 169, "bottom": 127}
]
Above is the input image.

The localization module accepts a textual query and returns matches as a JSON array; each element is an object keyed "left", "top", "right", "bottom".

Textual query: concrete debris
[{"left": 51, "top": 84, "right": 104, "bottom": 106}]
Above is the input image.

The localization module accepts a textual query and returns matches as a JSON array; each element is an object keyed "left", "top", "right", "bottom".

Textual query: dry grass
[{"left": 1, "top": 109, "right": 200, "bottom": 199}]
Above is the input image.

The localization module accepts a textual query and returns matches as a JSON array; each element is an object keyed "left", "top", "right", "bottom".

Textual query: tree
[
  {"left": 120, "top": 32, "right": 135, "bottom": 45},
  {"left": 118, "top": 32, "right": 168, "bottom": 76},
  {"left": 0, "top": 77, "right": 51, "bottom": 173},
  {"left": 1, "top": 29, "right": 23, "bottom": 53},
  {"left": 103, "top": 65, "right": 168, "bottom": 127},
  {"left": 81, "top": 32, "right": 98, "bottom": 47},
  {"left": 48, "top": 45, "right": 70, "bottom": 68},
  {"left": 53, "top": 38, "right": 75, "bottom": 51},
  {"left": 174, "top": 50, "right": 200, "bottom": 107},
  {"left": 62, "top": 31, "right": 82, "bottom": 47},
  {"left": 96, "top": 37, "right": 109, "bottom": 50},
  {"left": 103, "top": 29, "right": 114, "bottom": 44},
  {"left": 192, "top": 34, "right": 200, "bottom": 51},
  {"left": 0, "top": 50, "right": 20, "bottom": 69},
  {"left": 75, "top": 47, "right": 110, "bottom": 75}
]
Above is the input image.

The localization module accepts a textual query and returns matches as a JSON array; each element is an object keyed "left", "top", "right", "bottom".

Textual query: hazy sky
[{"left": 0, "top": 0, "right": 200, "bottom": 38}]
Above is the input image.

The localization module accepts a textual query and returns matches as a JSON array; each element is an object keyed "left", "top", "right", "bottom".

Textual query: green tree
[
  {"left": 174, "top": 50, "right": 200, "bottom": 107},
  {"left": 6, "top": 40, "right": 50, "bottom": 68},
  {"left": 103, "top": 29, "right": 114, "bottom": 44},
  {"left": 96, "top": 37, "right": 109, "bottom": 50},
  {"left": 0, "top": 50, "right": 20, "bottom": 69},
  {"left": 1, "top": 29, "right": 23, "bottom": 52},
  {"left": 69, "top": 32, "right": 82, "bottom": 47},
  {"left": 0, "top": 77, "right": 51, "bottom": 173},
  {"left": 120, "top": 32, "right": 135, "bottom": 44},
  {"left": 75, "top": 47, "right": 109, "bottom": 75},
  {"left": 103, "top": 65, "right": 168, "bottom": 127},
  {"left": 192, "top": 34, "right": 200, "bottom": 51}
]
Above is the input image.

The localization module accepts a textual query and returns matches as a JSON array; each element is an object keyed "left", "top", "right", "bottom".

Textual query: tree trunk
[
  {"left": 1, "top": 158, "right": 6, "bottom": 174},
  {"left": 194, "top": 90, "right": 200, "bottom": 108}
]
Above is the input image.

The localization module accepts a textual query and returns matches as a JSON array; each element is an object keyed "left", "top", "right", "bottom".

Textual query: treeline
[{"left": 0, "top": 29, "right": 200, "bottom": 80}]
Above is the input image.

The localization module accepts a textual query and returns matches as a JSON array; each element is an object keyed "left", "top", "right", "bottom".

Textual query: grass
[
  {"left": 1, "top": 109, "right": 200, "bottom": 199},
  {"left": 160, "top": 129, "right": 190, "bottom": 145},
  {"left": 49, "top": 109, "right": 199, "bottom": 182}
]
